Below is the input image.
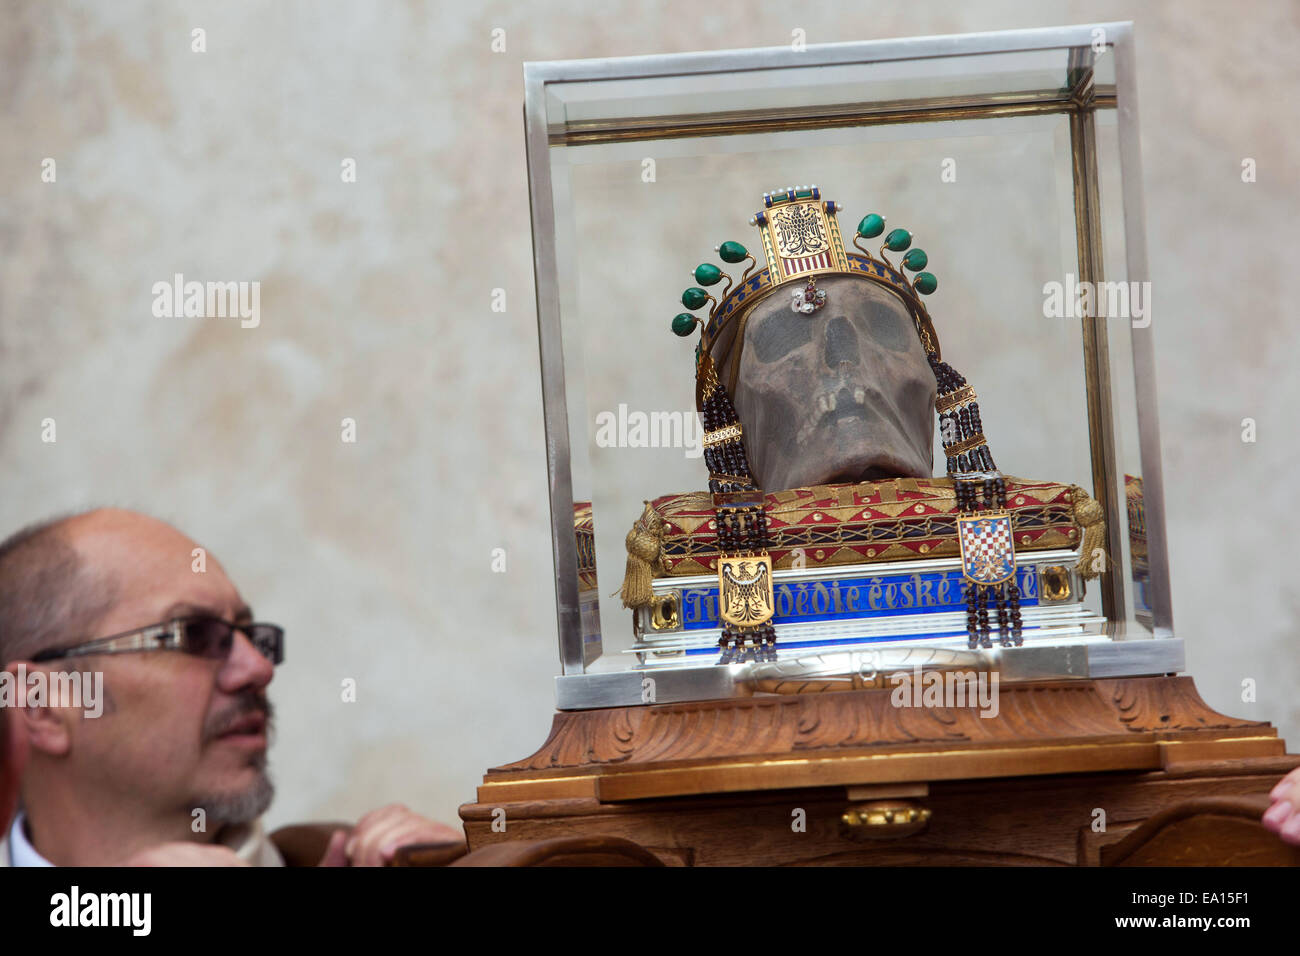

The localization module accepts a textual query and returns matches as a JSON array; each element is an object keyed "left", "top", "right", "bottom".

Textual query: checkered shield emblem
[{"left": 957, "top": 511, "right": 1017, "bottom": 585}]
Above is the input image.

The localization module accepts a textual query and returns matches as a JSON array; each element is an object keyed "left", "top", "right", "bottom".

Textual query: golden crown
[{"left": 671, "top": 186, "right": 943, "bottom": 400}]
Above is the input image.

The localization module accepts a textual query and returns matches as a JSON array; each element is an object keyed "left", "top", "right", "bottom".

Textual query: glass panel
[
  {"left": 1094, "top": 110, "right": 1150, "bottom": 635},
  {"left": 534, "top": 35, "right": 1162, "bottom": 674}
]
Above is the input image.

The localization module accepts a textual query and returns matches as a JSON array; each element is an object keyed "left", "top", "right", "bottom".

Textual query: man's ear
[{"left": 9, "top": 663, "right": 73, "bottom": 758}]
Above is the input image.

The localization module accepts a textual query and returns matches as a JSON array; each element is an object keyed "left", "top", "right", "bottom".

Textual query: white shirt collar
[
  {"left": 8, "top": 811, "right": 54, "bottom": 867},
  {"left": 6, "top": 810, "right": 283, "bottom": 866}
]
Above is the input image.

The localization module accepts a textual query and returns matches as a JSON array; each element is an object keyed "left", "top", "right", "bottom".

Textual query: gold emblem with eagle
[
  {"left": 718, "top": 553, "right": 775, "bottom": 627},
  {"left": 771, "top": 202, "right": 830, "bottom": 257}
]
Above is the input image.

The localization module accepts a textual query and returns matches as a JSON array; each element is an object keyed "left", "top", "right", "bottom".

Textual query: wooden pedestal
[{"left": 460, "top": 676, "right": 1300, "bottom": 866}]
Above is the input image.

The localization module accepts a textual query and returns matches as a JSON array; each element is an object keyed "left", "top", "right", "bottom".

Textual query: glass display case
[{"left": 522, "top": 23, "right": 1176, "bottom": 709}]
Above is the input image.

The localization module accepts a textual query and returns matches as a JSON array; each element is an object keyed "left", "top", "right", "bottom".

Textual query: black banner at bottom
[{"left": 0, "top": 865, "right": 1285, "bottom": 942}]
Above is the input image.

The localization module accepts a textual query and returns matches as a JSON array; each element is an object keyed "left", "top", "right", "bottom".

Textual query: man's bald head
[{"left": 0, "top": 511, "right": 122, "bottom": 666}]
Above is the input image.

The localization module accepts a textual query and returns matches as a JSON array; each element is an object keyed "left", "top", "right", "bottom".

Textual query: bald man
[{"left": 0, "top": 508, "right": 460, "bottom": 866}]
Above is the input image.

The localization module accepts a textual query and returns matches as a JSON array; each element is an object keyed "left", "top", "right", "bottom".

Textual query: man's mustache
[{"left": 203, "top": 691, "right": 274, "bottom": 743}]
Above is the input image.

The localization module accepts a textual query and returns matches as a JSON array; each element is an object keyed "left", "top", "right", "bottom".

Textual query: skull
[{"left": 732, "top": 274, "right": 936, "bottom": 490}]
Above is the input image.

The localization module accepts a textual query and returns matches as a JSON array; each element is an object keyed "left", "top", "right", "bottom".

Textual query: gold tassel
[
  {"left": 620, "top": 503, "right": 665, "bottom": 608},
  {"left": 1069, "top": 484, "right": 1107, "bottom": 580}
]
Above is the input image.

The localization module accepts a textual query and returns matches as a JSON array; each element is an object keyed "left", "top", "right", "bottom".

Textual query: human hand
[
  {"left": 317, "top": 803, "right": 463, "bottom": 867},
  {"left": 1262, "top": 766, "right": 1300, "bottom": 845}
]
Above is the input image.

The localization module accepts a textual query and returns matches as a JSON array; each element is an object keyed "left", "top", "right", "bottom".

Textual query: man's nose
[{"left": 217, "top": 630, "right": 275, "bottom": 691}]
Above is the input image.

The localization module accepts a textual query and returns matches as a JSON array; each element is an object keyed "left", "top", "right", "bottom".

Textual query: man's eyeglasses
[{"left": 31, "top": 616, "right": 285, "bottom": 666}]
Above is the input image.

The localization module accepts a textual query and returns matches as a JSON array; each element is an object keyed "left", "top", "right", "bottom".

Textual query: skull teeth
[{"left": 804, "top": 386, "right": 872, "bottom": 436}]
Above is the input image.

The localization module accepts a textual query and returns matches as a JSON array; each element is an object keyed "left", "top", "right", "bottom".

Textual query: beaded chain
[
  {"left": 700, "top": 364, "right": 776, "bottom": 663},
  {"left": 930, "top": 355, "right": 1023, "bottom": 648}
]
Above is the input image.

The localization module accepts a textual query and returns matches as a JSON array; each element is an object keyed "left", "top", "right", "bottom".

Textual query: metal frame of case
[{"left": 522, "top": 23, "right": 1178, "bottom": 709}]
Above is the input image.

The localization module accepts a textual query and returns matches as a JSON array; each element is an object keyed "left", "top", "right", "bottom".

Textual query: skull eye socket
[
  {"left": 747, "top": 310, "right": 812, "bottom": 363},
  {"left": 868, "top": 301, "right": 914, "bottom": 353}
]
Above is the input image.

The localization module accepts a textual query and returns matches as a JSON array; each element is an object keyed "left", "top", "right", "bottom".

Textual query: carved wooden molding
[
  {"left": 449, "top": 835, "right": 664, "bottom": 868},
  {"left": 491, "top": 677, "right": 1265, "bottom": 774},
  {"left": 1099, "top": 794, "right": 1300, "bottom": 866},
  {"left": 478, "top": 677, "right": 1280, "bottom": 803}
]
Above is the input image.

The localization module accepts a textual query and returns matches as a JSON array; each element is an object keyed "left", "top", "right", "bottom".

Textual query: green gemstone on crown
[
  {"left": 856, "top": 214, "right": 885, "bottom": 239},
  {"left": 681, "top": 287, "right": 709, "bottom": 310},
  {"left": 693, "top": 263, "right": 722, "bottom": 286},
  {"left": 884, "top": 228, "right": 912, "bottom": 252},
  {"left": 672, "top": 313, "right": 697, "bottom": 336},
  {"left": 718, "top": 241, "right": 748, "bottom": 264},
  {"left": 913, "top": 272, "right": 938, "bottom": 295},
  {"left": 902, "top": 248, "right": 928, "bottom": 271}
]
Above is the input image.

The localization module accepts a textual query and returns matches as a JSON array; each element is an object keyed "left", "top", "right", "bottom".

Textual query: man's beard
[
  {"left": 193, "top": 689, "right": 276, "bottom": 825},
  {"left": 194, "top": 770, "right": 275, "bottom": 825}
]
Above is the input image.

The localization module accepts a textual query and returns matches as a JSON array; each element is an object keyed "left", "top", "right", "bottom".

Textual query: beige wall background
[{"left": 1, "top": 0, "right": 1297, "bottom": 832}]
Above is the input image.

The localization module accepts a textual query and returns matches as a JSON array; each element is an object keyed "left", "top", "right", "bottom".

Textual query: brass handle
[
  {"left": 840, "top": 801, "right": 931, "bottom": 840},
  {"left": 649, "top": 592, "right": 680, "bottom": 631}
]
